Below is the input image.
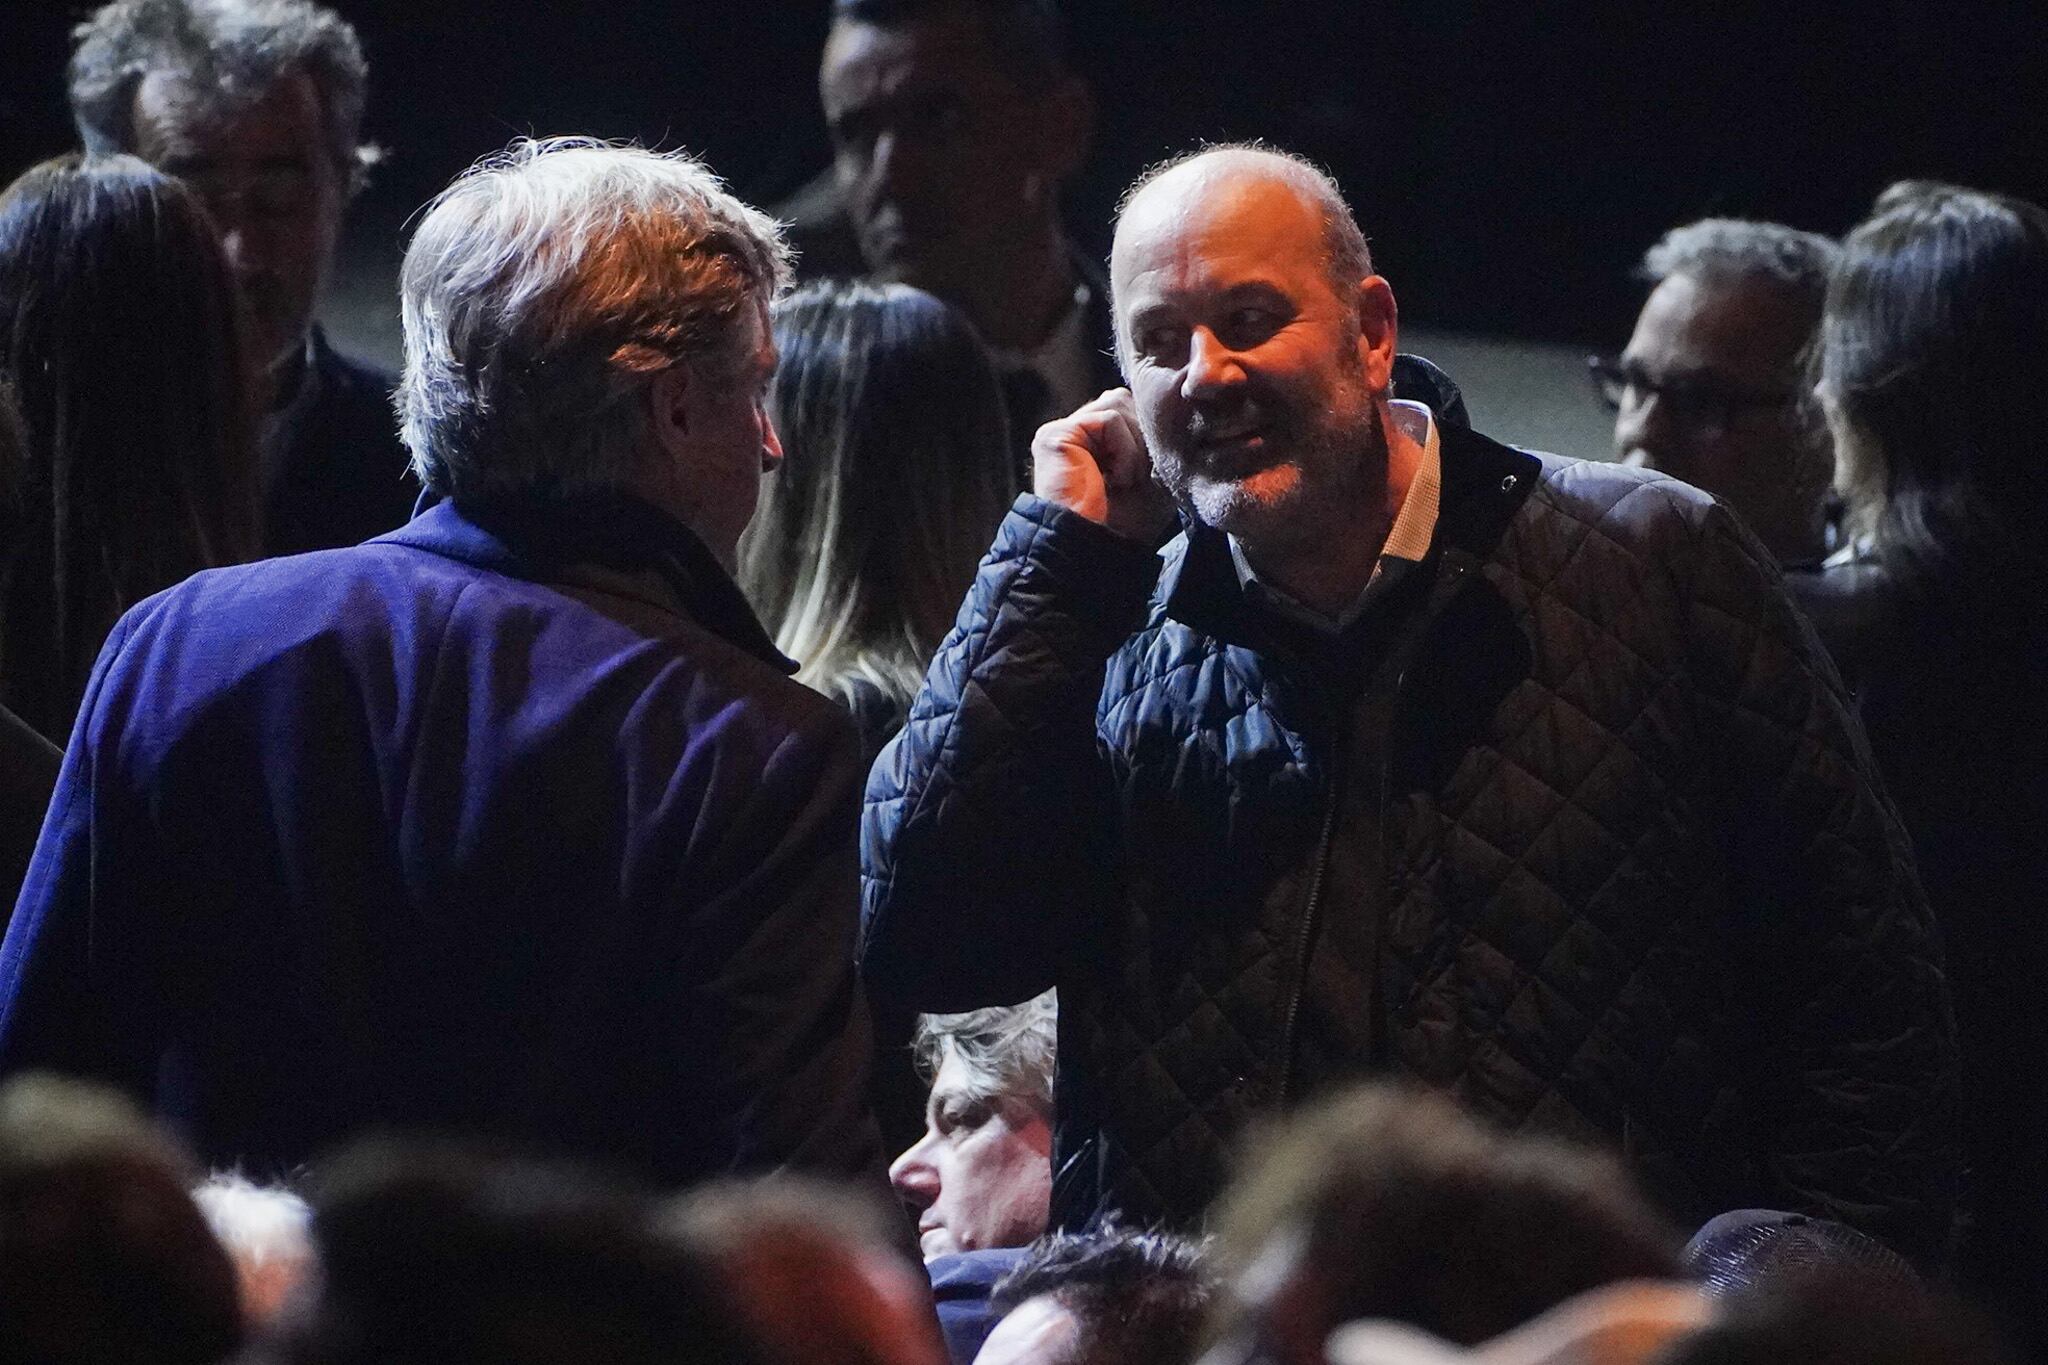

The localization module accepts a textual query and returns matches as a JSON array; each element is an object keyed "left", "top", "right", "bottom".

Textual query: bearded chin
[{"left": 1173, "top": 399, "right": 1388, "bottom": 549}]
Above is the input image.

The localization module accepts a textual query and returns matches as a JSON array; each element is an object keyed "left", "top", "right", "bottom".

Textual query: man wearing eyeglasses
[{"left": 1592, "top": 219, "right": 1839, "bottom": 568}]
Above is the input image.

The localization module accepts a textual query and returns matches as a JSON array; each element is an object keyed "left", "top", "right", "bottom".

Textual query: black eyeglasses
[{"left": 1586, "top": 355, "right": 1796, "bottom": 436}]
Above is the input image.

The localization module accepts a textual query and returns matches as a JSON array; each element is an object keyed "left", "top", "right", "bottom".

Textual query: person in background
[
  {"left": 0, "top": 139, "right": 883, "bottom": 1193},
  {"left": 973, "top": 1229, "right": 1214, "bottom": 1365},
  {"left": 670, "top": 1175, "right": 948, "bottom": 1365},
  {"left": 1597, "top": 218, "right": 1839, "bottom": 569},
  {"left": 740, "top": 280, "right": 1015, "bottom": 759},
  {"left": 0, "top": 153, "right": 258, "bottom": 742},
  {"left": 1201, "top": 1086, "right": 1681, "bottom": 1365},
  {"left": 246, "top": 1137, "right": 773, "bottom": 1365},
  {"left": 801, "top": 0, "right": 1107, "bottom": 453},
  {"left": 1811, "top": 181, "right": 2048, "bottom": 1355},
  {"left": 798, "top": 0, "right": 1467, "bottom": 471},
  {"left": 892, "top": 993, "right": 1057, "bottom": 1265},
  {"left": 0, "top": 1072, "right": 244, "bottom": 1365},
  {"left": 68, "top": 0, "right": 417, "bottom": 555},
  {"left": 0, "top": 379, "right": 59, "bottom": 922}
]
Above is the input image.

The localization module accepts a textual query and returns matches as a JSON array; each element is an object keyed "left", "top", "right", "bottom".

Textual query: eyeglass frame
[{"left": 1585, "top": 354, "right": 1800, "bottom": 438}]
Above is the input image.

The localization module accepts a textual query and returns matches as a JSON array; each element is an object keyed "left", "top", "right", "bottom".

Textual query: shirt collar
[{"left": 1228, "top": 398, "right": 1442, "bottom": 634}]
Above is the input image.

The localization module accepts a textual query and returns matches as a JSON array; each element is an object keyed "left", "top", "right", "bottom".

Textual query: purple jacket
[{"left": 0, "top": 494, "right": 881, "bottom": 1187}]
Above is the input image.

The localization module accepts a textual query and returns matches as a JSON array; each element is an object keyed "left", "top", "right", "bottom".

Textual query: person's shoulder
[
  {"left": 1502, "top": 448, "right": 1720, "bottom": 546},
  {"left": 111, "top": 544, "right": 425, "bottom": 645},
  {"left": 311, "top": 329, "right": 397, "bottom": 396}
]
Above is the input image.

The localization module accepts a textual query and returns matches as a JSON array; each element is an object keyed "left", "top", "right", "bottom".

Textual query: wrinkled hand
[{"left": 1031, "top": 388, "right": 1177, "bottom": 543}]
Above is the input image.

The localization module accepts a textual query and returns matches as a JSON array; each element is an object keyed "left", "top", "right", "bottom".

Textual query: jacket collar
[
  {"left": 1159, "top": 421, "right": 1543, "bottom": 643},
  {"left": 378, "top": 492, "right": 797, "bottom": 674}
]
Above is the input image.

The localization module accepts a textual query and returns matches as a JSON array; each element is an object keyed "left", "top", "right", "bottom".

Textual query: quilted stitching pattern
[{"left": 864, "top": 457, "right": 1955, "bottom": 1262}]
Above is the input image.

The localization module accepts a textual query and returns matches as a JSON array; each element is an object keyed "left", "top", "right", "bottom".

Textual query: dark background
[{"left": 5, "top": 0, "right": 2045, "bottom": 347}]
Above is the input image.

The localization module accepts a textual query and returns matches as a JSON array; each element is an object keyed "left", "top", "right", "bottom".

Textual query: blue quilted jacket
[{"left": 863, "top": 423, "right": 1958, "bottom": 1266}]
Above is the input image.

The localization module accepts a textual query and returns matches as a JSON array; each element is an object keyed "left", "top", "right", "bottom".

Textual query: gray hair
[
  {"left": 397, "top": 138, "right": 793, "bottom": 502},
  {"left": 1639, "top": 218, "right": 1839, "bottom": 314},
  {"left": 913, "top": 990, "right": 1056, "bottom": 1121},
  {"left": 69, "top": 0, "right": 376, "bottom": 189}
]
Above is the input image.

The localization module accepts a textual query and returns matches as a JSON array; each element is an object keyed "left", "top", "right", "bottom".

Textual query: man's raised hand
[{"left": 1031, "top": 388, "right": 1177, "bottom": 543}]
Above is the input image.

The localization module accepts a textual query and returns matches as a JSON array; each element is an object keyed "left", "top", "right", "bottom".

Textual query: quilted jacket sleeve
[
  {"left": 861, "top": 496, "right": 1162, "bottom": 1012},
  {"left": 1685, "top": 499, "right": 1960, "bottom": 1268}
]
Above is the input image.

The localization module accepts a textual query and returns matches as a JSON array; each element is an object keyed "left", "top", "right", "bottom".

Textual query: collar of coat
[
  {"left": 379, "top": 491, "right": 799, "bottom": 675},
  {"left": 1157, "top": 421, "right": 1543, "bottom": 647}
]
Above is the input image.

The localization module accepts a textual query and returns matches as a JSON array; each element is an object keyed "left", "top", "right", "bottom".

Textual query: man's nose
[
  {"left": 1613, "top": 389, "right": 1670, "bottom": 466},
  {"left": 869, "top": 129, "right": 914, "bottom": 199},
  {"left": 1181, "top": 327, "right": 1245, "bottom": 400},
  {"left": 888, "top": 1136, "right": 939, "bottom": 1205}
]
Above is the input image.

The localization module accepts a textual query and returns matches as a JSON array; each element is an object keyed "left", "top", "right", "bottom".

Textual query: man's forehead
[
  {"left": 822, "top": 12, "right": 1011, "bottom": 106},
  {"left": 1630, "top": 271, "right": 1816, "bottom": 376},
  {"left": 132, "top": 68, "right": 324, "bottom": 164},
  {"left": 1113, "top": 162, "right": 1327, "bottom": 291}
]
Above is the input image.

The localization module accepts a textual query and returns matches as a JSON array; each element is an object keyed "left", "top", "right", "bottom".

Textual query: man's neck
[
  {"left": 969, "top": 222, "right": 1077, "bottom": 354},
  {"left": 1237, "top": 403, "right": 1423, "bottom": 619}
]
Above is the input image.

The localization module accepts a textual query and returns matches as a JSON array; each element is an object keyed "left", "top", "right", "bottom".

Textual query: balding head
[
  {"left": 1104, "top": 142, "right": 1399, "bottom": 570},
  {"left": 1114, "top": 146, "right": 1373, "bottom": 314}
]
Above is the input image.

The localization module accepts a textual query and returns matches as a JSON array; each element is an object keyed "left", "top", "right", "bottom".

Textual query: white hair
[
  {"left": 192, "top": 1170, "right": 311, "bottom": 1270},
  {"left": 397, "top": 137, "right": 793, "bottom": 502},
  {"left": 913, "top": 989, "right": 1057, "bottom": 1120}
]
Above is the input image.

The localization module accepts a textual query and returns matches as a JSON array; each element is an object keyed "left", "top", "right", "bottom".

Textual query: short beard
[{"left": 1174, "top": 399, "right": 1388, "bottom": 563}]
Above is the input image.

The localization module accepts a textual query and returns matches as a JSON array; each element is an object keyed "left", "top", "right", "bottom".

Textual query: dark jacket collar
[
  {"left": 1159, "top": 422, "right": 1543, "bottom": 645},
  {"left": 378, "top": 492, "right": 797, "bottom": 674}
]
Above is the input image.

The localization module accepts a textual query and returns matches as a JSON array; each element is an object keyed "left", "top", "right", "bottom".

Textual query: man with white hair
[
  {"left": 864, "top": 145, "right": 1957, "bottom": 1265},
  {"left": 0, "top": 139, "right": 884, "bottom": 1190},
  {"left": 69, "top": 0, "right": 417, "bottom": 554}
]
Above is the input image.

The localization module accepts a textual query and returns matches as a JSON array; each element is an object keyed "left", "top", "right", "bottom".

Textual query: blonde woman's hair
[{"left": 739, "top": 281, "right": 1014, "bottom": 729}]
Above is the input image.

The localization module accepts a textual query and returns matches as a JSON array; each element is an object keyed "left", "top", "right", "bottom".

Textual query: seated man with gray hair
[
  {"left": 0, "top": 139, "right": 884, "bottom": 1193},
  {"left": 892, "top": 993, "right": 1057, "bottom": 1360}
]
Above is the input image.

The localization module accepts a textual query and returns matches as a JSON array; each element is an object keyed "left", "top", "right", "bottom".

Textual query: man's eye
[
  {"left": 941, "top": 1102, "right": 992, "bottom": 1133},
  {"left": 1219, "top": 309, "right": 1280, "bottom": 347},
  {"left": 1136, "top": 326, "right": 1184, "bottom": 359},
  {"left": 829, "top": 116, "right": 878, "bottom": 155}
]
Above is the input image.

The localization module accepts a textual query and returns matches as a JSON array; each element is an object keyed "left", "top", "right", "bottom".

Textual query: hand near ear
[{"left": 1032, "top": 388, "right": 1176, "bottom": 543}]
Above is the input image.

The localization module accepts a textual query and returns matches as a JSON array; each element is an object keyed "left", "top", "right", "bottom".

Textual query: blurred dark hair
[
  {"left": 831, "top": 0, "right": 1069, "bottom": 88},
  {"left": 992, "top": 1228, "right": 1215, "bottom": 1365},
  {"left": 255, "top": 1136, "right": 769, "bottom": 1365},
  {"left": 1208, "top": 1085, "right": 1681, "bottom": 1356},
  {"left": 667, "top": 1175, "right": 943, "bottom": 1365},
  {"left": 1654, "top": 1267, "right": 2015, "bottom": 1365},
  {"left": 0, "top": 376, "right": 24, "bottom": 565},
  {"left": 0, "top": 1072, "right": 243, "bottom": 1365},
  {"left": 737, "top": 281, "right": 1012, "bottom": 738},
  {"left": 0, "top": 152, "right": 258, "bottom": 739},
  {"left": 1821, "top": 184, "right": 2048, "bottom": 606}
]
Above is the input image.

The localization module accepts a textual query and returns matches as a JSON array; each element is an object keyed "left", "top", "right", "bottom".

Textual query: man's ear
[
  {"left": 648, "top": 363, "right": 693, "bottom": 462},
  {"left": 1035, "top": 74, "right": 1095, "bottom": 184},
  {"left": 1355, "top": 275, "right": 1399, "bottom": 393}
]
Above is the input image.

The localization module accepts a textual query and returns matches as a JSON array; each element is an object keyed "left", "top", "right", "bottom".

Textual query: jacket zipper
[{"left": 1275, "top": 771, "right": 1341, "bottom": 1104}]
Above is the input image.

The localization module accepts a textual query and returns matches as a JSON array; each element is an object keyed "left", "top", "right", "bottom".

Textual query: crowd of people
[{"left": 1, "top": 0, "right": 2043, "bottom": 1361}]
